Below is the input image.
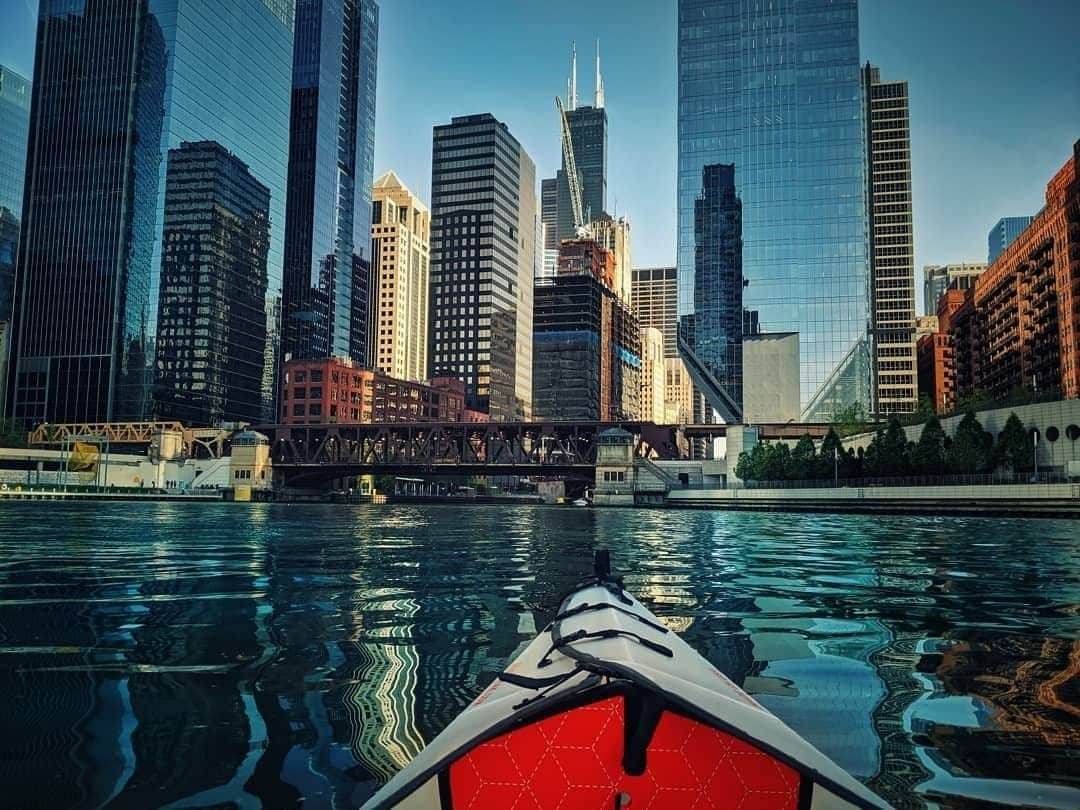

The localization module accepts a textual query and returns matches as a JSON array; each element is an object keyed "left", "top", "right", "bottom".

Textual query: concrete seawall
[{"left": 667, "top": 483, "right": 1080, "bottom": 517}]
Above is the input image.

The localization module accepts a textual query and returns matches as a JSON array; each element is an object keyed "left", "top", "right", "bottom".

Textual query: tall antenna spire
[
  {"left": 569, "top": 41, "right": 578, "bottom": 110},
  {"left": 595, "top": 39, "right": 604, "bottom": 109}
]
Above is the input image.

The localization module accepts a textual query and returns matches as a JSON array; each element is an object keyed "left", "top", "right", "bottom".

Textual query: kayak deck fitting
[{"left": 362, "top": 551, "right": 888, "bottom": 809}]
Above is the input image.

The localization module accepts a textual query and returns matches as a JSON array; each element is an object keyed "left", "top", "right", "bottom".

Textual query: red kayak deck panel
[{"left": 449, "top": 695, "right": 800, "bottom": 809}]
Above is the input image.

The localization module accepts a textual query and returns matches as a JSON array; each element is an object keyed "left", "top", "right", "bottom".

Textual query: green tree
[
  {"left": 733, "top": 451, "right": 752, "bottom": 481},
  {"left": 995, "top": 413, "right": 1028, "bottom": 473},
  {"left": 833, "top": 401, "right": 870, "bottom": 438},
  {"left": 763, "top": 443, "right": 792, "bottom": 481},
  {"left": 789, "top": 434, "right": 817, "bottom": 480},
  {"left": 816, "top": 428, "right": 843, "bottom": 479},
  {"left": 911, "top": 415, "right": 947, "bottom": 474},
  {"left": 946, "top": 411, "right": 993, "bottom": 473},
  {"left": 863, "top": 429, "right": 885, "bottom": 476},
  {"left": 879, "top": 416, "right": 911, "bottom": 476}
]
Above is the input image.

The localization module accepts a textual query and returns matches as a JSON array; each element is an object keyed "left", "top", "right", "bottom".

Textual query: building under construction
[{"left": 533, "top": 256, "right": 640, "bottom": 421}]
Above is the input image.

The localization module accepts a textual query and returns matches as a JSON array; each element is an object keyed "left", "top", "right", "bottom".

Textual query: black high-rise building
[
  {"left": 283, "top": 0, "right": 379, "bottom": 365},
  {"left": 429, "top": 114, "right": 536, "bottom": 420},
  {"left": 6, "top": 2, "right": 166, "bottom": 424},
  {"left": 154, "top": 142, "right": 271, "bottom": 425},
  {"left": 688, "top": 163, "right": 743, "bottom": 409}
]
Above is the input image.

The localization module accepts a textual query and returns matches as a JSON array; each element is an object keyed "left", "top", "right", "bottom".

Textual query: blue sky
[{"left": 2, "top": 0, "right": 1077, "bottom": 310}]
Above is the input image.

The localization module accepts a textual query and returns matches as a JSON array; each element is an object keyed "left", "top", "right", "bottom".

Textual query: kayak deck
[
  {"left": 362, "top": 553, "right": 887, "bottom": 809},
  {"left": 450, "top": 694, "right": 800, "bottom": 809}
]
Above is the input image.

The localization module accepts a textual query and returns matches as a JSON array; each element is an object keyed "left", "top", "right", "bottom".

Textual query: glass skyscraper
[
  {"left": 283, "top": 0, "right": 379, "bottom": 366},
  {"left": 8, "top": 0, "right": 294, "bottom": 425},
  {"left": 677, "top": 0, "right": 872, "bottom": 420},
  {"left": 987, "top": 216, "right": 1034, "bottom": 265},
  {"left": 429, "top": 114, "right": 536, "bottom": 420},
  {"left": 556, "top": 105, "right": 608, "bottom": 240}
]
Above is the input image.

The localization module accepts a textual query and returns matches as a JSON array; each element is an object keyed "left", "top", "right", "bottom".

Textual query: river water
[{"left": 0, "top": 502, "right": 1077, "bottom": 809}]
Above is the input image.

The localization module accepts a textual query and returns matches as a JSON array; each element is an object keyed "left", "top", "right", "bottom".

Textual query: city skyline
[{"left": 2, "top": 0, "right": 1076, "bottom": 311}]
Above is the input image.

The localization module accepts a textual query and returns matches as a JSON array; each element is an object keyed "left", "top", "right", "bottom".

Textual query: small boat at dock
[{"left": 362, "top": 551, "right": 888, "bottom": 809}]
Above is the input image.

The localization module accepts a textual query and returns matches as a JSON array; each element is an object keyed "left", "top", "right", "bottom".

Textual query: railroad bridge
[{"left": 256, "top": 421, "right": 831, "bottom": 486}]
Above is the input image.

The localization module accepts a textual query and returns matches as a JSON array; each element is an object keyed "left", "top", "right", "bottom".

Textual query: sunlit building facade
[
  {"left": 864, "top": 64, "right": 917, "bottom": 415},
  {"left": 283, "top": 0, "right": 379, "bottom": 366},
  {"left": 677, "top": 0, "right": 871, "bottom": 420},
  {"left": 371, "top": 171, "right": 430, "bottom": 382},
  {"left": 632, "top": 266, "right": 679, "bottom": 358},
  {"left": 429, "top": 114, "right": 536, "bottom": 420}
]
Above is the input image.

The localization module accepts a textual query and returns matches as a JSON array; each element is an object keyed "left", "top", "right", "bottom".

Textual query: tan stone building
[
  {"left": 371, "top": 171, "right": 430, "bottom": 382},
  {"left": 664, "top": 357, "right": 694, "bottom": 425},
  {"left": 639, "top": 327, "right": 665, "bottom": 422}
]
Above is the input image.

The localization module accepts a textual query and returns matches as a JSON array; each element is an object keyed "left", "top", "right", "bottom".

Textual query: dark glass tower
[
  {"left": 690, "top": 164, "right": 743, "bottom": 409},
  {"left": 8, "top": 0, "right": 294, "bottom": 426},
  {"left": 677, "top": 0, "right": 871, "bottom": 420},
  {"left": 556, "top": 105, "right": 608, "bottom": 240},
  {"left": 7, "top": 2, "right": 166, "bottom": 424},
  {"left": 0, "top": 65, "right": 30, "bottom": 323},
  {"left": 283, "top": 0, "right": 380, "bottom": 365},
  {"left": 154, "top": 142, "right": 271, "bottom": 425},
  {"left": 429, "top": 114, "right": 536, "bottom": 420}
]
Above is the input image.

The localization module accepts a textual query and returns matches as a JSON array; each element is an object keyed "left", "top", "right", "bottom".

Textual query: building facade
[
  {"left": 677, "top": 0, "right": 871, "bottom": 420},
  {"left": 632, "top": 267, "right": 679, "bottom": 359},
  {"left": 556, "top": 46, "right": 607, "bottom": 237},
  {"left": 540, "top": 177, "right": 559, "bottom": 278},
  {"left": 0, "top": 65, "right": 30, "bottom": 326},
  {"left": 742, "top": 333, "right": 800, "bottom": 423},
  {"left": 864, "top": 64, "right": 917, "bottom": 415},
  {"left": 371, "top": 171, "right": 430, "bottom": 382},
  {"left": 591, "top": 214, "right": 632, "bottom": 304},
  {"left": 684, "top": 163, "right": 742, "bottom": 414},
  {"left": 922, "top": 262, "right": 986, "bottom": 317},
  {"left": 429, "top": 114, "right": 535, "bottom": 420},
  {"left": 532, "top": 270, "right": 640, "bottom": 422},
  {"left": 154, "top": 142, "right": 271, "bottom": 425},
  {"left": 639, "top": 327, "right": 665, "bottom": 423},
  {"left": 988, "top": 216, "right": 1034, "bottom": 265},
  {"left": 283, "top": 0, "right": 379, "bottom": 366},
  {"left": 280, "top": 357, "right": 481, "bottom": 425},
  {"left": 664, "top": 357, "right": 694, "bottom": 425},
  {"left": 7, "top": 2, "right": 168, "bottom": 423},
  {"left": 7, "top": 0, "right": 294, "bottom": 425},
  {"left": 930, "top": 142, "right": 1080, "bottom": 409}
]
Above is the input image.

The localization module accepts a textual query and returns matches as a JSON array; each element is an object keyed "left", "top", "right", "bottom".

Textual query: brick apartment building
[
  {"left": 280, "top": 357, "right": 486, "bottom": 425},
  {"left": 919, "top": 141, "right": 1080, "bottom": 412}
]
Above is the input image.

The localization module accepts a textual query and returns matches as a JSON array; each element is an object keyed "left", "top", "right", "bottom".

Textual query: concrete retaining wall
[{"left": 667, "top": 483, "right": 1080, "bottom": 517}]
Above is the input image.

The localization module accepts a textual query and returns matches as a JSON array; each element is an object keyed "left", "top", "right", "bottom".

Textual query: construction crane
[{"left": 555, "top": 95, "right": 591, "bottom": 238}]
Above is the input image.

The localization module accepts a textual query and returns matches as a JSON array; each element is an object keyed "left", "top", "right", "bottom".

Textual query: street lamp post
[
  {"left": 833, "top": 447, "right": 838, "bottom": 486},
  {"left": 1033, "top": 430, "right": 1039, "bottom": 482}
]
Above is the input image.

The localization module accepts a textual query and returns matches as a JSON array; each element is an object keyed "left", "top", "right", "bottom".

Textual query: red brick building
[
  {"left": 920, "top": 141, "right": 1080, "bottom": 412},
  {"left": 917, "top": 288, "right": 968, "bottom": 413},
  {"left": 281, "top": 358, "right": 485, "bottom": 425}
]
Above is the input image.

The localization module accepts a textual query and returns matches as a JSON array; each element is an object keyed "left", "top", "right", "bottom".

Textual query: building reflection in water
[{"left": 347, "top": 592, "right": 425, "bottom": 781}]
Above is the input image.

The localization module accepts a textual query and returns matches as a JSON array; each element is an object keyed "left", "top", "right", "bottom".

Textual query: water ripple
[{"left": 0, "top": 502, "right": 1077, "bottom": 809}]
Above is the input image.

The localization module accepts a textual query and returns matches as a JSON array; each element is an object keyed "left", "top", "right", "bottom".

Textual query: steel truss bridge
[
  {"left": 27, "top": 421, "right": 233, "bottom": 458},
  {"left": 259, "top": 420, "right": 833, "bottom": 485}
]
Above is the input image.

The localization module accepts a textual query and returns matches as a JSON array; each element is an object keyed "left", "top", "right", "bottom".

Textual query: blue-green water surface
[{"left": 0, "top": 502, "right": 1077, "bottom": 809}]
